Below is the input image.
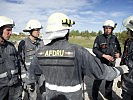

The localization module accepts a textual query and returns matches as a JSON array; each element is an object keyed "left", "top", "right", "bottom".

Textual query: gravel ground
[{"left": 83, "top": 75, "right": 122, "bottom": 100}]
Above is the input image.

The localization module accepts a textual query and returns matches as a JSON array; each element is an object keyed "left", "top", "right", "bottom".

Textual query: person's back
[{"left": 38, "top": 38, "right": 84, "bottom": 100}]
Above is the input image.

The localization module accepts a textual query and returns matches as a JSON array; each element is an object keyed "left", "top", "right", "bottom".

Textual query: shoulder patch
[
  {"left": 38, "top": 49, "right": 75, "bottom": 58},
  {"left": 26, "top": 48, "right": 34, "bottom": 52}
]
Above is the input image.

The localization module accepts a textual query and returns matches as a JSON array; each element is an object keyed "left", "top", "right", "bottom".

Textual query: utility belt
[
  {"left": 21, "top": 71, "right": 36, "bottom": 85},
  {"left": 45, "top": 82, "right": 82, "bottom": 93},
  {"left": 0, "top": 69, "right": 18, "bottom": 79}
]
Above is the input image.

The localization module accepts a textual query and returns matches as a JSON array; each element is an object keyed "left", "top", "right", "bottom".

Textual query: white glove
[{"left": 119, "top": 65, "right": 129, "bottom": 73}]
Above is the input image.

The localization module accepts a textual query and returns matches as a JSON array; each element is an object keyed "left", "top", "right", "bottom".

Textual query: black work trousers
[
  {"left": 122, "top": 90, "right": 133, "bottom": 100},
  {"left": 0, "top": 83, "right": 22, "bottom": 100},
  {"left": 92, "top": 80, "right": 113, "bottom": 100}
]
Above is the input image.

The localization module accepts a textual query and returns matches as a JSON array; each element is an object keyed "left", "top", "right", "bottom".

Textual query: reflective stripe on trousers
[
  {"left": 45, "top": 82, "right": 82, "bottom": 93},
  {"left": 25, "top": 62, "right": 31, "bottom": 66},
  {"left": 21, "top": 73, "right": 27, "bottom": 79},
  {"left": 0, "top": 69, "right": 18, "bottom": 78}
]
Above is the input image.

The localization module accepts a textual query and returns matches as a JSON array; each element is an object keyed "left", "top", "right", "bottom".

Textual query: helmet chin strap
[
  {"left": 29, "top": 30, "right": 38, "bottom": 40},
  {"left": 0, "top": 36, "right": 5, "bottom": 45},
  {"left": 0, "top": 29, "right": 5, "bottom": 42},
  {"left": 30, "top": 34, "right": 38, "bottom": 40}
]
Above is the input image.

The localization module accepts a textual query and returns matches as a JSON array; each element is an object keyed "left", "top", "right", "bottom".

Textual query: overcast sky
[{"left": 0, "top": 0, "right": 133, "bottom": 33}]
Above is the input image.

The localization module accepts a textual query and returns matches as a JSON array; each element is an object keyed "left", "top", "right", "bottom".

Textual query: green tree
[
  {"left": 70, "top": 30, "right": 80, "bottom": 37},
  {"left": 118, "top": 30, "right": 128, "bottom": 44},
  {"left": 98, "top": 30, "right": 102, "bottom": 36}
]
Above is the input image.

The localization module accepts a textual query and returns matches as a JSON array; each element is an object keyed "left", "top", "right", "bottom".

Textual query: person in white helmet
[
  {"left": 28, "top": 13, "right": 128, "bottom": 100},
  {"left": 18, "top": 19, "right": 44, "bottom": 100},
  {"left": 120, "top": 15, "right": 133, "bottom": 100},
  {"left": 92, "top": 20, "right": 121, "bottom": 100},
  {"left": 0, "top": 16, "right": 22, "bottom": 99}
]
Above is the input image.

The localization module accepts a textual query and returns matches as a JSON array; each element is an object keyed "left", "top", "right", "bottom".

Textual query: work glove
[
  {"left": 29, "top": 83, "right": 35, "bottom": 92},
  {"left": 119, "top": 65, "right": 129, "bottom": 74}
]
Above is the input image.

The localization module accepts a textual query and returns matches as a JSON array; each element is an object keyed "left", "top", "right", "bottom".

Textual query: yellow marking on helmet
[
  {"left": 114, "top": 23, "right": 117, "bottom": 29},
  {"left": 62, "top": 19, "right": 75, "bottom": 27},
  {"left": 129, "top": 20, "right": 133, "bottom": 25}
]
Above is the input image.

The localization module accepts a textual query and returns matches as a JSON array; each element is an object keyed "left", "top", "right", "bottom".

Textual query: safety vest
[
  {"left": 37, "top": 45, "right": 82, "bottom": 93},
  {"left": 0, "top": 41, "right": 19, "bottom": 87},
  {"left": 20, "top": 38, "right": 44, "bottom": 80},
  {"left": 94, "top": 34, "right": 120, "bottom": 66}
]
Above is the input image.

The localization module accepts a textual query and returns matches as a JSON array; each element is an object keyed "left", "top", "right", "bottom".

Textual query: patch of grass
[
  {"left": 69, "top": 36, "right": 124, "bottom": 52},
  {"left": 69, "top": 36, "right": 95, "bottom": 48},
  {"left": 9, "top": 34, "right": 27, "bottom": 41},
  {"left": 9, "top": 35, "right": 124, "bottom": 51}
]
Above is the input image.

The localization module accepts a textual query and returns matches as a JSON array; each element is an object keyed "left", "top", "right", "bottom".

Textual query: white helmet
[
  {"left": 45, "top": 12, "right": 75, "bottom": 32},
  {"left": 123, "top": 16, "right": 133, "bottom": 31},
  {"left": 0, "top": 16, "right": 15, "bottom": 28},
  {"left": 43, "top": 12, "right": 75, "bottom": 45},
  {"left": 103, "top": 20, "right": 116, "bottom": 28},
  {"left": 23, "top": 19, "right": 43, "bottom": 32}
]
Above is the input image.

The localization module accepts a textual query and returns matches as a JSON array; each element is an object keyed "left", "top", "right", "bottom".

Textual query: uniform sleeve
[
  {"left": 28, "top": 56, "right": 42, "bottom": 84},
  {"left": 115, "top": 37, "right": 121, "bottom": 55},
  {"left": 120, "top": 39, "right": 128, "bottom": 65},
  {"left": 80, "top": 48, "right": 122, "bottom": 81},
  {"left": 93, "top": 36, "right": 103, "bottom": 58}
]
